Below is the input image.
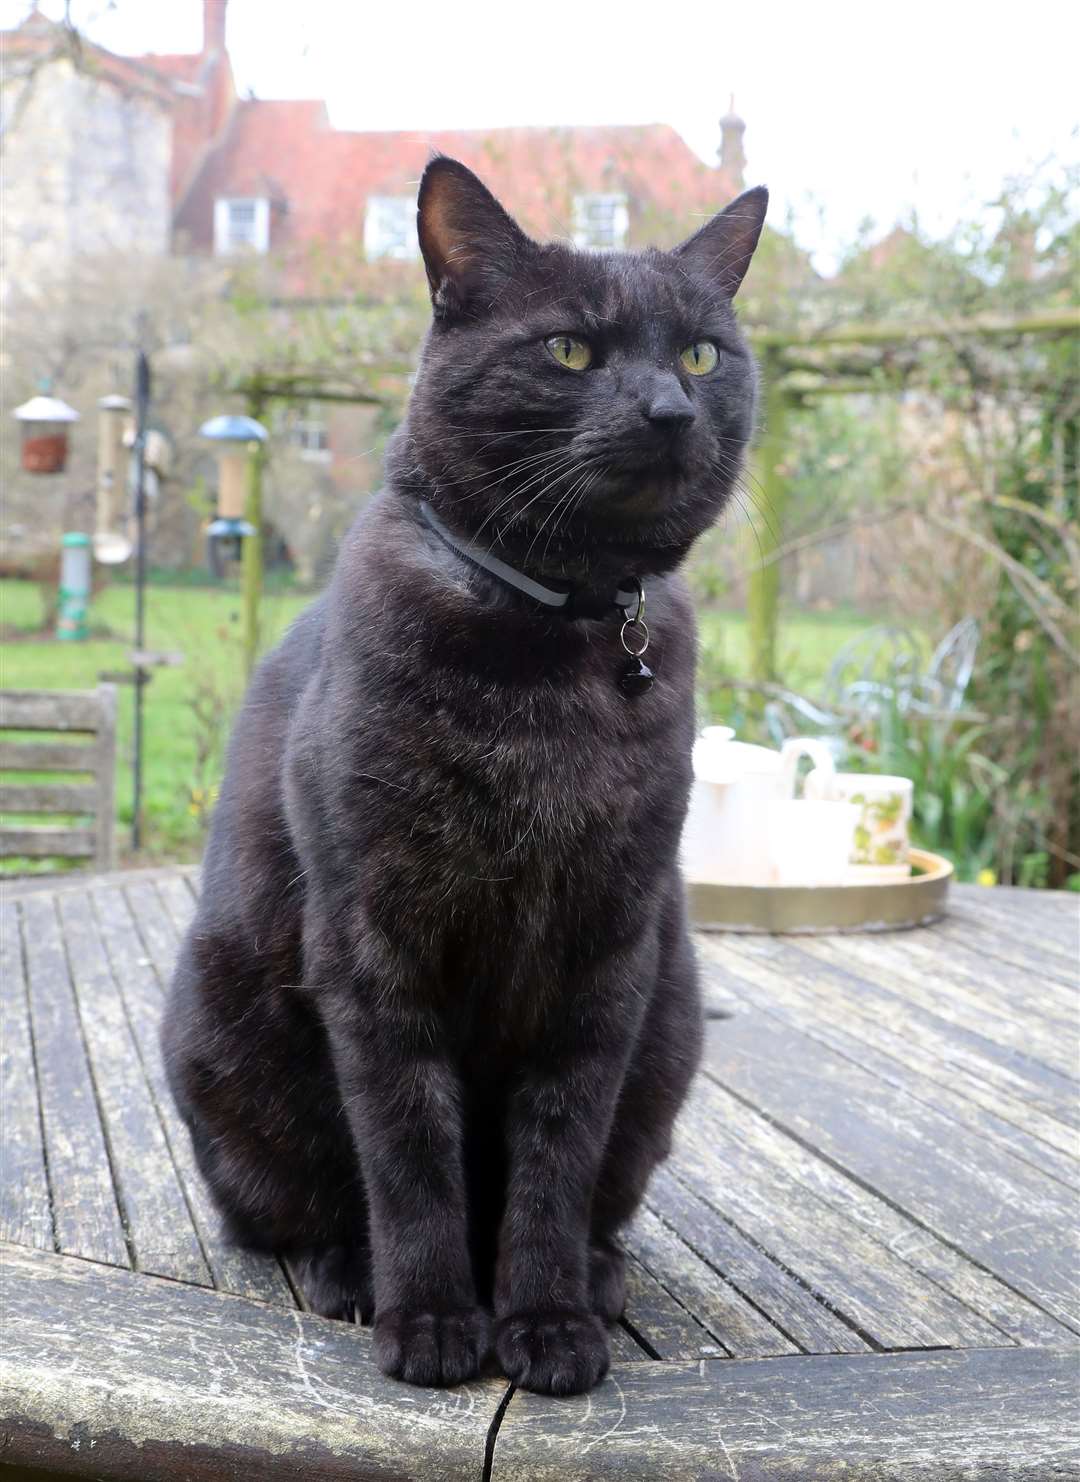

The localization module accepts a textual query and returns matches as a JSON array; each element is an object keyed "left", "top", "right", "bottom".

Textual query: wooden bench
[{"left": 0, "top": 686, "right": 117, "bottom": 872}]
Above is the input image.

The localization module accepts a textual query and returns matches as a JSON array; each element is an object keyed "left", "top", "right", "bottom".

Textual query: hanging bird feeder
[
  {"left": 13, "top": 394, "right": 80, "bottom": 474},
  {"left": 199, "top": 413, "right": 268, "bottom": 566},
  {"left": 57, "top": 532, "right": 92, "bottom": 640},
  {"left": 94, "top": 394, "right": 134, "bottom": 564}
]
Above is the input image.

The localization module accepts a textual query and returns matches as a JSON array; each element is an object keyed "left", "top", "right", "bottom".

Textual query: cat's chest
[{"left": 416, "top": 656, "right": 690, "bottom": 890}]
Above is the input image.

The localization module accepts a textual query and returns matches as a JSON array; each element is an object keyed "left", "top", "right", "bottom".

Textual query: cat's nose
[{"left": 644, "top": 380, "right": 696, "bottom": 434}]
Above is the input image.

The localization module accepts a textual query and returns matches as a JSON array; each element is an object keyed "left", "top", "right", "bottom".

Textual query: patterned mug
[{"left": 805, "top": 770, "right": 914, "bottom": 880}]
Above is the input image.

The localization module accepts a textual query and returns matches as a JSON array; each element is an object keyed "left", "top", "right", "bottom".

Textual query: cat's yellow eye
[
  {"left": 680, "top": 341, "right": 719, "bottom": 376},
  {"left": 545, "top": 334, "right": 593, "bottom": 372}
]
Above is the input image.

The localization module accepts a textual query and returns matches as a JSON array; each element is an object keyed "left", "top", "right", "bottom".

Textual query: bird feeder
[
  {"left": 13, "top": 394, "right": 80, "bottom": 474},
  {"left": 199, "top": 413, "right": 268, "bottom": 564},
  {"left": 94, "top": 394, "right": 134, "bottom": 564},
  {"left": 57, "top": 532, "right": 92, "bottom": 640}
]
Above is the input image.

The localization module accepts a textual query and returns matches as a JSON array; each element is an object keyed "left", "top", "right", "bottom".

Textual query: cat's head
[{"left": 389, "top": 156, "right": 768, "bottom": 575}]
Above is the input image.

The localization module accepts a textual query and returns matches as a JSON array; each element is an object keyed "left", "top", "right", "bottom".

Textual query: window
[
  {"left": 276, "top": 403, "right": 331, "bottom": 463},
  {"left": 364, "top": 196, "right": 420, "bottom": 260},
  {"left": 572, "top": 193, "right": 629, "bottom": 251},
  {"left": 213, "top": 197, "right": 271, "bottom": 255}
]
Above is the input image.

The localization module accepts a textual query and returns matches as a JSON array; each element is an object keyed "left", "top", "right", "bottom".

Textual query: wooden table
[{"left": 2, "top": 869, "right": 1077, "bottom": 1480}]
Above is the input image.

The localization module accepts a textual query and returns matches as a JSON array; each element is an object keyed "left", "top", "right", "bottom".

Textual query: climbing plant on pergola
[{"left": 745, "top": 305, "right": 1079, "bottom": 687}]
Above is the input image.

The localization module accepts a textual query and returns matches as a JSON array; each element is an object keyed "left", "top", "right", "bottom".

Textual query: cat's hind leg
[
  {"left": 588, "top": 1237, "right": 626, "bottom": 1324},
  {"left": 291, "top": 1242, "right": 375, "bottom": 1323},
  {"left": 163, "top": 932, "right": 373, "bottom": 1320}
]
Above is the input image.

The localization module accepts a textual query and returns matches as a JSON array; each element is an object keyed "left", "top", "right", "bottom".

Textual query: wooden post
[
  {"left": 747, "top": 354, "right": 789, "bottom": 688},
  {"left": 241, "top": 397, "right": 266, "bottom": 680},
  {"left": 241, "top": 440, "right": 264, "bottom": 680},
  {"left": 95, "top": 683, "right": 117, "bottom": 871}
]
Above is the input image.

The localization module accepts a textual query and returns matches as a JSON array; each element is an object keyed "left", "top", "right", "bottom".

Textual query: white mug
[
  {"left": 682, "top": 733, "right": 837, "bottom": 885},
  {"left": 805, "top": 770, "right": 914, "bottom": 879}
]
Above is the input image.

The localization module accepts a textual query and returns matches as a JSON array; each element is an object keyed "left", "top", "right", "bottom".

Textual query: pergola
[{"left": 747, "top": 305, "right": 1078, "bottom": 685}]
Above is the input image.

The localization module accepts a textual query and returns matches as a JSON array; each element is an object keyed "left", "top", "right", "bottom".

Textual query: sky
[{"left": 7, "top": 0, "right": 1078, "bottom": 269}]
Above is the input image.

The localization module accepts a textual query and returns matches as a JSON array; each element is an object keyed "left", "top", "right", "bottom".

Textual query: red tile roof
[
  {"left": 175, "top": 109, "right": 741, "bottom": 279},
  {"left": 137, "top": 51, "right": 205, "bottom": 82},
  {"left": 5, "top": 8, "right": 742, "bottom": 293}
]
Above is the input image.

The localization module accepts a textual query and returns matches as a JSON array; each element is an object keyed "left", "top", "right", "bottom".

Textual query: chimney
[
  {"left": 203, "top": 0, "right": 227, "bottom": 55},
  {"left": 719, "top": 95, "right": 746, "bottom": 191}
]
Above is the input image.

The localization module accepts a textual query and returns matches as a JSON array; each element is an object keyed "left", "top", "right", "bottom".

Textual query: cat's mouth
[{"left": 591, "top": 452, "right": 687, "bottom": 515}]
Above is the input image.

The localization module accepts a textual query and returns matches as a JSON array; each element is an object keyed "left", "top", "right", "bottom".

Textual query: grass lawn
[
  {"left": 1, "top": 578, "right": 309, "bottom": 865},
  {"left": 1, "top": 577, "right": 873, "bottom": 866}
]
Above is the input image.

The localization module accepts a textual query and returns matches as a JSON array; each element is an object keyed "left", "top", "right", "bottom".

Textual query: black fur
[{"left": 161, "top": 159, "right": 767, "bottom": 1395}]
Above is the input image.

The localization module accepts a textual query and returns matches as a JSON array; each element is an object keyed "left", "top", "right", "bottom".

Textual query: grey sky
[{"left": 9, "top": 0, "right": 1078, "bottom": 267}]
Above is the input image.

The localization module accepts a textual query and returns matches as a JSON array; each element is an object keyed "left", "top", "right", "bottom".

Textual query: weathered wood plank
[
  {"left": 0, "top": 898, "right": 52, "bottom": 1250},
  {"left": 954, "top": 882, "right": 1078, "bottom": 947},
  {"left": 18, "top": 893, "right": 128, "bottom": 1267},
  {"left": 707, "top": 932, "right": 1079, "bottom": 1135},
  {"left": 124, "top": 876, "right": 182, "bottom": 983},
  {"left": 678, "top": 1074, "right": 1074, "bottom": 1349},
  {"left": 796, "top": 930, "right": 1079, "bottom": 1083},
  {"left": 0, "top": 739, "right": 97, "bottom": 772},
  {"left": 645, "top": 1164, "right": 871, "bottom": 1356},
  {"left": 620, "top": 1254, "right": 722, "bottom": 1360},
  {"left": 0, "top": 689, "right": 105, "bottom": 732},
  {"left": 624, "top": 1204, "right": 798, "bottom": 1358},
  {"left": 2, "top": 864, "right": 198, "bottom": 899},
  {"left": 702, "top": 1012, "right": 1080, "bottom": 1331},
  {"left": 821, "top": 920, "right": 1078, "bottom": 1023},
  {"left": 0, "top": 826, "right": 95, "bottom": 857},
  {"left": 929, "top": 904, "right": 1078, "bottom": 987},
  {"left": 0, "top": 1241, "right": 503, "bottom": 1482},
  {"left": 57, "top": 890, "right": 211, "bottom": 1286},
  {"left": 92, "top": 885, "right": 295, "bottom": 1306},
  {"left": 156, "top": 873, "right": 197, "bottom": 937},
  {"left": 607, "top": 1321, "right": 648, "bottom": 1363},
  {"left": 700, "top": 939, "right": 1080, "bottom": 1185},
  {"left": 0, "top": 782, "right": 97, "bottom": 813},
  {"left": 671, "top": 1076, "right": 1011, "bottom": 1350},
  {"left": 491, "top": 1347, "right": 1080, "bottom": 1480}
]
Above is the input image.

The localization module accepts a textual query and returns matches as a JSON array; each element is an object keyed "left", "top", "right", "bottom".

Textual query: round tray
[{"left": 688, "top": 848, "right": 953, "bottom": 934}]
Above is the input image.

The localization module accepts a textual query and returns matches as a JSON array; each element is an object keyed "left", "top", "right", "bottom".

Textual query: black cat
[{"left": 161, "top": 158, "right": 767, "bottom": 1396}]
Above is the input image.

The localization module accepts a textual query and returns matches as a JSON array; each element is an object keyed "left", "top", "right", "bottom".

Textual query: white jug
[{"left": 681, "top": 727, "right": 835, "bottom": 885}]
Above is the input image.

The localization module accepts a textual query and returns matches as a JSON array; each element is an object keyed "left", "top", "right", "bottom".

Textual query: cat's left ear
[
  {"left": 417, "top": 156, "right": 536, "bottom": 321},
  {"left": 673, "top": 186, "right": 769, "bottom": 298}
]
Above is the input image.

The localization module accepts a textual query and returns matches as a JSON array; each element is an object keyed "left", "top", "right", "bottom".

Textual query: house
[
  {"left": 2, "top": 0, "right": 746, "bottom": 278},
  {"left": 0, "top": 0, "right": 749, "bottom": 575}
]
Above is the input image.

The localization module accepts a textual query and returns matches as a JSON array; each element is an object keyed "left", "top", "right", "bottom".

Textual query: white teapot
[{"left": 680, "top": 727, "right": 836, "bottom": 885}]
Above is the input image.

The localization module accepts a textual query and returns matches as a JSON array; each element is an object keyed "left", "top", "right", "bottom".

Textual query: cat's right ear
[
  {"left": 673, "top": 186, "right": 769, "bottom": 298},
  {"left": 417, "top": 157, "right": 535, "bottom": 321}
]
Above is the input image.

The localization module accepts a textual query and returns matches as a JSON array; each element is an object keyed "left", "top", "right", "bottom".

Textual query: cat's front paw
[
  {"left": 495, "top": 1309, "right": 610, "bottom": 1395},
  {"left": 374, "top": 1307, "right": 491, "bottom": 1387}
]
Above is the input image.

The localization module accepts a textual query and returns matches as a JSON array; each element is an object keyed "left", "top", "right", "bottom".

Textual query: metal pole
[{"left": 131, "top": 349, "right": 151, "bottom": 851}]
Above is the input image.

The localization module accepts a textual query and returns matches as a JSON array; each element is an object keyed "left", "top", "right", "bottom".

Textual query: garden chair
[
  {"left": 761, "top": 620, "right": 981, "bottom": 748},
  {"left": 0, "top": 685, "right": 118, "bottom": 873}
]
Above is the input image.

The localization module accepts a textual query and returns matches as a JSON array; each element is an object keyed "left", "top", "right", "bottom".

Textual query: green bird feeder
[{"left": 57, "top": 532, "right": 92, "bottom": 641}]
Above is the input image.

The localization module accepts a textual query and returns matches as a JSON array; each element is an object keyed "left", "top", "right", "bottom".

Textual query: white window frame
[
  {"left": 292, "top": 408, "right": 331, "bottom": 463},
  {"left": 213, "top": 197, "right": 271, "bottom": 256},
  {"left": 572, "top": 193, "right": 629, "bottom": 251},
  {"left": 364, "top": 195, "right": 420, "bottom": 261},
  {"left": 275, "top": 403, "right": 331, "bottom": 463}
]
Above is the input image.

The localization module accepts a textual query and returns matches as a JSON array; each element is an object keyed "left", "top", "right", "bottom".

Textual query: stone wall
[{"left": 1, "top": 57, "right": 171, "bottom": 305}]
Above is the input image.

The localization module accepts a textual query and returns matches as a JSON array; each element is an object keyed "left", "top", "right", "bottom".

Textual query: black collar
[{"left": 419, "top": 501, "right": 640, "bottom": 619}]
